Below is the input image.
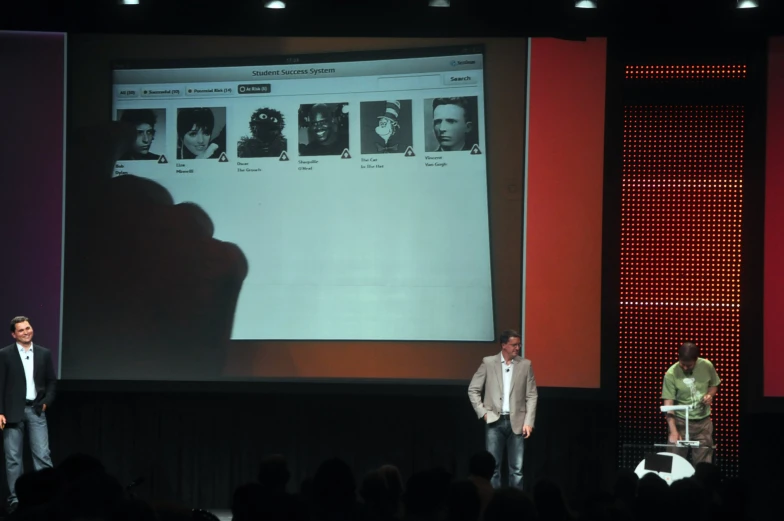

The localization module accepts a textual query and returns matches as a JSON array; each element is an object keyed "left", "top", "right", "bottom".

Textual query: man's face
[
  {"left": 679, "top": 359, "right": 696, "bottom": 374},
  {"left": 311, "top": 111, "right": 337, "bottom": 144},
  {"left": 11, "top": 321, "right": 33, "bottom": 346},
  {"left": 502, "top": 337, "right": 521, "bottom": 359},
  {"left": 433, "top": 103, "right": 472, "bottom": 151},
  {"left": 133, "top": 123, "right": 155, "bottom": 155}
]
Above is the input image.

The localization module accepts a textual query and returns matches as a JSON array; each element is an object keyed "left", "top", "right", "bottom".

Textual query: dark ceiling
[{"left": 3, "top": 0, "right": 783, "bottom": 39}]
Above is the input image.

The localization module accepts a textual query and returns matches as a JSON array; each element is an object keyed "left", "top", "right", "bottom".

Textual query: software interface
[{"left": 112, "top": 48, "right": 493, "bottom": 341}]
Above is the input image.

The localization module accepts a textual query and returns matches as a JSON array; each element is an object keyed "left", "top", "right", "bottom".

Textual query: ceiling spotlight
[
  {"left": 575, "top": 0, "right": 598, "bottom": 7},
  {"left": 428, "top": 0, "right": 451, "bottom": 6},
  {"left": 736, "top": 0, "right": 759, "bottom": 6},
  {"left": 264, "top": 1, "right": 286, "bottom": 8},
  {"left": 118, "top": 0, "right": 140, "bottom": 4}
]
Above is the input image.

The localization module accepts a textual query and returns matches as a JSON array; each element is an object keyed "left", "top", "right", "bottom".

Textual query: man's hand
[
  {"left": 42, "top": 404, "right": 47, "bottom": 412},
  {"left": 701, "top": 394, "right": 713, "bottom": 406},
  {"left": 522, "top": 425, "right": 533, "bottom": 438},
  {"left": 483, "top": 413, "right": 487, "bottom": 422},
  {"left": 0, "top": 414, "right": 6, "bottom": 429},
  {"left": 668, "top": 431, "right": 682, "bottom": 445}
]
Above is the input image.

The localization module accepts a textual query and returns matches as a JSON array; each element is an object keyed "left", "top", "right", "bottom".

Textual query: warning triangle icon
[
  {"left": 157, "top": 155, "right": 168, "bottom": 164},
  {"left": 404, "top": 146, "right": 415, "bottom": 157},
  {"left": 218, "top": 152, "right": 229, "bottom": 162},
  {"left": 470, "top": 144, "right": 482, "bottom": 155},
  {"left": 279, "top": 151, "right": 290, "bottom": 161},
  {"left": 341, "top": 149, "right": 352, "bottom": 159}
]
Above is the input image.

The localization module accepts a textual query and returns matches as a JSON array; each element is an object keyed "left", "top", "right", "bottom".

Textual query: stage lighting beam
[
  {"left": 736, "top": 0, "right": 759, "bottom": 7},
  {"left": 575, "top": 0, "right": 598, "bottom": 8}
]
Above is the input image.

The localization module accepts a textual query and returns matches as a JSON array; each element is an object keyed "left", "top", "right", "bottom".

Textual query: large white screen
[{"left": 111, "top": 47, "right": 494, "bottom": 341}]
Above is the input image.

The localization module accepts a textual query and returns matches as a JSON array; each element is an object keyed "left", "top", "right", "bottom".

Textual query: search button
[{"left": 443, "top": 73, "right": 478, "bottom": 86}]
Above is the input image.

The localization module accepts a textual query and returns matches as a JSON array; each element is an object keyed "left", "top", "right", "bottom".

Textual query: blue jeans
[
  {"left": 486, "top": 415, "right": 524, "bottom": 489},
  {"left": 3, "top": 406, "right": 53, "bottom": 505}
]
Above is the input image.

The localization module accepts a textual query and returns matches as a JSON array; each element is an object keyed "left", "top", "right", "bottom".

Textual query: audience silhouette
[{"left": 0, "top": 451, "right": 759, "bottom": 521}]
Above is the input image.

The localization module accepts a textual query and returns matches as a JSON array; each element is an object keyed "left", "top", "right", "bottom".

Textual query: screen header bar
[{"left": 113, "top": 54, "right": 484, "bottom": 85}]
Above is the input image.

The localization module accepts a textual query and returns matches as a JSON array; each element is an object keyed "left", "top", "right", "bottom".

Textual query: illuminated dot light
[
  {"left": 625, "top": 65, "right": 747, "bottom": 81},
  {"left": 618, "top": 102, "right": 742, "bottom": 478}
]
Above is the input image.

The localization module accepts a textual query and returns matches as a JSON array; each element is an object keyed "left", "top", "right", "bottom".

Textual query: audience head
[
  {"left": 484, "top": 488, "right": 538, "bottom": 521},
  {"left": 468, "top": 451, "right": 495, "bottom": 481},
  {"left": 405, "top": 468, "right": 452, "bottom": 519},
  {"left": 693, "top": 462, "right": 722, "bottom": 493},
  {"left": 670, "top": 478, "right": 709, "bottom": 519},
  {"left": 55, "top": 453, "right": 106, "bottom": 484},
  {"left": 16, "top": 468, "right": 59, "bottom": 510},
  {"left": 613, "top": 469, "right": 639, "bottom": 503},
  {"left": 313, "top": 457, "right": 357, "bottom": 515},
  {"left": 378, "top": 464, "right": 404, "bottom": 502},
  {"left": 533, "top": 479, "right": 571, "bottom": 521},
  {"left": 259, "top": 454, "right": 291, "bottom": 492},
  {"left": 48, "top": 470, "right": 125, "bottom": 521},
  {"left": 445, "top": 480, "right": 481, "bottom": 521},
  {"left": 360, "top": 470, "right": 387, "bottom": 506}
]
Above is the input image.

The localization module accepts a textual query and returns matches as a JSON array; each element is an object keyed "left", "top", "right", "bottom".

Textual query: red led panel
[
  {"left": 625, "top": 65, "right": 747, "bottom": 81},
  {"left": 618, "top": 104, "right": 742, "bottom": 477}
]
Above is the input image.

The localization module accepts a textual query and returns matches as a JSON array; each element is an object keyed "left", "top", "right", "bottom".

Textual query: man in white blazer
[{"left": 468, "top": 329, "right": 538, "bottom": 489}]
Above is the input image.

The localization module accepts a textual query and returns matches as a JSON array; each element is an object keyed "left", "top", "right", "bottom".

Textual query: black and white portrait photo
[
  {"left": 176, "top": 107, "right": 227, "bottom": 160},
  {"left": 424, "top": 96, "right": 479, "bottom": 152},
  {"left": 298, "top": 102, "right": 349, "bottom": 157},
  {"left": 237, "top": 107, "right": 288, "bottom": 158},
  {"left": 360, "top": 100, "right": 413, "bottom": 155},
  {"left": 117, "top": 108, "right": 167, "bottom": 161}
]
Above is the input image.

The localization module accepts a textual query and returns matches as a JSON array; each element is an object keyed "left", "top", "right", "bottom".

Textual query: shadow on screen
[{"left": 60, "top": 123, "right": 249, "bottom": 380}]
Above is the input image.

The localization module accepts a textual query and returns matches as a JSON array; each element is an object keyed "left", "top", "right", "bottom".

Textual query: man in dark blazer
[
  {"left": 0, "top": 316, "right": 56, "bottom": 512},
  {"left": 468, "top": 329, "right": 538, "bottom": 489}
]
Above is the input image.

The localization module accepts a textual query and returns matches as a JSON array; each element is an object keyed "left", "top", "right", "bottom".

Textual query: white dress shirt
[
  {"left": 17, "top": 343, "right": 37, "bottom": 401},
  {"left": 501, "top": 353, "right": 514, "bottom": 414}
]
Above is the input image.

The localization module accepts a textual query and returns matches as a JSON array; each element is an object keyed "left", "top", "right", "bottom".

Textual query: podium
[
  {"left": 660, "top": 404, "right": 701, "bottom": 448},
  {"left": 622, "top": 405, "right": 714, "bottom": 485},
  {"left": 634, "top": 452, "right": 694, "bottom": 484}
]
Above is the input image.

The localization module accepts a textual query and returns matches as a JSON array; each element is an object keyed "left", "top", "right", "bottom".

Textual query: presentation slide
[
  {"left": 56, "top": 34, "right": 618, "bottom": 387},
  {"left": 110, "top": 48, "right": 493, "bottom": 343},
  {"left": 60, "top": 36, "right": 607, "bottom": 385}
]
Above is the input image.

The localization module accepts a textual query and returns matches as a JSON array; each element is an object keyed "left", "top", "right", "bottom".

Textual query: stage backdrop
[
  {"left": 0, "top": 31, "right": 66, "bottom": 370},
  {"left": 764, "top": 36, "right": 784, "bottom": 398}
]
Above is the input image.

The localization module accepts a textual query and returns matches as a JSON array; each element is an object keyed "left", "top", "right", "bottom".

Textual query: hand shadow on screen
[{"left": 61, "top": 122, "right": 249, "bottom": 380}]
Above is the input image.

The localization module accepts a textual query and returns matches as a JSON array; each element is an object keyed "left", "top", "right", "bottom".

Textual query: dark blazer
[{"left": 0, "top": 343, "right": 57, "bottom": 423}]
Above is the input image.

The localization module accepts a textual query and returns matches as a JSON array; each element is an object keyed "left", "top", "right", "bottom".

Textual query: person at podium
[{"left": 661, "top": 341, "right": 721, "bottom": 464}]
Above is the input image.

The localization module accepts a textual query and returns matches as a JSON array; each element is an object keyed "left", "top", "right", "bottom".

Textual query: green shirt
[{"left": 661, "top": 358, "right": 721, "bottom": 420}]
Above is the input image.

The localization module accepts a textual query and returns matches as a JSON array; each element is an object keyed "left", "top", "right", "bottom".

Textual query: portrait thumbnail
[
  {"left": 298, "top": 102, "right": 349, "bottom": 157},
  {"left": 176, "top": 107, "right": 227, "bottom": 160},
  {"left": 237, "top": 107, "right": 288, "bottom": 158},
  {"left": 359, "top": 100, "right": 413, "bottom": 155},
  {"left": 424, "top": 96, "right": 479, "bottom": 152},
  {"left": 116, "top": 108, "right": 167, "bottom": 161}
]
